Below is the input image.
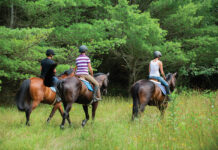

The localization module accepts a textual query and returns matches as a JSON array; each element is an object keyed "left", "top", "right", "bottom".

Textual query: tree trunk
[
  {"left": 10, "top": 1, "right": 14, "bottom": 28},
  {"left": 128, "top": 59, "right": 137, "bottom": 90}
]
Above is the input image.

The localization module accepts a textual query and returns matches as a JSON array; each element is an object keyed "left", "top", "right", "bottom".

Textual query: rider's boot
[
  {"left": 93, "top": 86, "right": 101, "bottom": 102},
  {"left": 166, "top": 87, "right": 172, "bottom": 101},
  {"left": 56, "top": 91, "right": 62, "bottom": 102}
]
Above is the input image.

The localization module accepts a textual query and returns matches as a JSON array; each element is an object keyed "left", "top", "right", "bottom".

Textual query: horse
[
  {"left": 57, "top": 72, "right": 110, "bottom": 129},
  {"left": 131, "top": 73, "right": 177, "bottom": 120},
  {"left": 15, "top": 68, "right": 74, "bottom": 126}
]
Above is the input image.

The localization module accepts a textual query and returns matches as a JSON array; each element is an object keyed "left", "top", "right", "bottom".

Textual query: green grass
[{"left": 0, "top": 91, "right": 217, "bottom": 150}]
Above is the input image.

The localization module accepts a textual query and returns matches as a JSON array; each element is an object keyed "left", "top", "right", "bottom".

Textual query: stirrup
[{"left": 56, "top": 96, "right": 62, "bottom": 102}]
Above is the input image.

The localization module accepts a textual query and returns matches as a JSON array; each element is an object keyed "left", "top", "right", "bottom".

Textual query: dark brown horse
[
  {"left": 15, "top": 69, "right": 74, "bottom": 126},
  {"left": 57, "top": 73, "right": 110, "bottom": 129},
  {"left": 131, "top": 73, "right": 177, "bottom": 120}
]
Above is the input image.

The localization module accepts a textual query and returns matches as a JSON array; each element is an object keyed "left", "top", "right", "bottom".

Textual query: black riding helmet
[
  {"left": 46, "top": 49, "right": 55, "bottom": 56},
  {"left": 79, "top": 45, "right": 88, "bottom": 53},
  {"left": 153, "top": 51, "right": 162, "bottom": 58}
]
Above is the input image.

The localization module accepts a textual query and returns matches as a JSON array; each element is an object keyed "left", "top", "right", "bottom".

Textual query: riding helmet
[
  {"left": 153, "top": 51, "right": 162, "bottom": 58},
  {"left": 79, "top": 45, "right": 88, "bottom": 53},
  {"left": 46, "top": 49, "right": 55, "bottom": 56}
]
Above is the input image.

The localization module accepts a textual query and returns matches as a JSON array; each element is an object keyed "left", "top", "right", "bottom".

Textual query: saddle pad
[
  {"left": 149, "top": 79, "right": 161, "bottom": 84},
  {"left": 50, "top": 87, "right": 56, "bottom": 92},
  {"left": 150, "top": 80, "right": 167, "bottom": 95},
  {"left": 81, "top": 79, "right": 94, "bottom": 92}
]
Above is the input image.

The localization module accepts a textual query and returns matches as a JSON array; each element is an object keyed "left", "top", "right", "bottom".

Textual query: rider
[
  {"left": 74, "top": 45, "right": 101, "bottom": 102},
  {"left": 149, "top": 51, "right": 171, "bottom": 96},
  {"left": 40, "top": 49, "right": 61, "bottom": 102}
]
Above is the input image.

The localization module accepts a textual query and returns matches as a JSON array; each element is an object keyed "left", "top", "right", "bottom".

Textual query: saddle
[
  {"left": 149, "top": 79, "right": 167, "bottom": 95},
  {"left": 78, "top": 77, "right": 94, "bottom": 92},
  {"left": 149, "top": 78, "right": 161, "bottom": 84}
]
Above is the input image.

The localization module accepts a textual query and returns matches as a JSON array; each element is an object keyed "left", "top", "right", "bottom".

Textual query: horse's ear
[
  {"left": 173, "top": 72, "right": 177, "bottom": 77},
  {"left": 107, "top": 72, "right": 110, "bottom": 76}
]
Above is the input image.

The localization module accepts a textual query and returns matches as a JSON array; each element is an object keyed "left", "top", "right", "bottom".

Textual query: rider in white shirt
[{"left": 149, "top": 51, "right": 170, "bottom": 95}]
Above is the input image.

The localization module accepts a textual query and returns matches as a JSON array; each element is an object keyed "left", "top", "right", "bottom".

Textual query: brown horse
[
  {"left": 131, "top": 73, "right": 177, "bottom": 120},
  {"left": 15, "top": 69, "right": 74, "bottom": 126},
  {"left": 57, "top": 73, "right": 110, "bottom": 129}
]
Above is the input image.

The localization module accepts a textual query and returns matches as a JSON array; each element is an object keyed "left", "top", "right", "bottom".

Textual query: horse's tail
[
  {"left": 131, "top": 82, "right": 140, "bottom": 120},
  {"left": 15, "top": 79, "right": 31, "bottom": 111}
]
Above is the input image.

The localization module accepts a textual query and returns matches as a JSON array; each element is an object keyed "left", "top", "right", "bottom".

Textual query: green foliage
[
  {"left": 0, "top": 27, "right": 53, "bottom": 81},
  {"left": 160, "top": 42, "right": 189, "bottom": 73},
  {"left": 0, "top": 0, "right": 217, "bottom": 90},
  {"left": 0, "top": 0, "right": 111, "bottom": 27},
  {"left": 104, "top": 0, "right": 168, "bottom": 84},
  {"left": 149, "top": 0, "right": 218, "bottom": 85},
  {"left": 163, "top": 3, "right": 203, "bottom": 39}
]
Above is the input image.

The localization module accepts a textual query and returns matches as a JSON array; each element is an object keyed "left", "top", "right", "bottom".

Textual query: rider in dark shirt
[
  {"left": 40, "top": 49, "right": 61, "bottom": 102},
  {"left": 40, "top": 49, "right": 58, "bottom": 87},
  {"left": 40, "top": 57, "right": 55, "bottom": 79}
]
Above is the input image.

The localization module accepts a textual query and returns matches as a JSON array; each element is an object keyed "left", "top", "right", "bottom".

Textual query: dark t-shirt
[{"left": 40, "top": 58, "right": 55, "bottom": 78}]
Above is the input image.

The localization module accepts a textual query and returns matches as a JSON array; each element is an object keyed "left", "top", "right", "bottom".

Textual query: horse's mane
[
  {"left": 94, "top": 72, "right": 105, "bottom": 77},
  {"left": 166, "top": 73, "right": 173, "bottom": 81},
  {"left": 58, "top": 68, "right": 74, "bottom": 77}
]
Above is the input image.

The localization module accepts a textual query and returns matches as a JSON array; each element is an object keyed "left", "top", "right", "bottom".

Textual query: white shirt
[{"left": 149, "top": 60, "right": 160, "bottom": 77}]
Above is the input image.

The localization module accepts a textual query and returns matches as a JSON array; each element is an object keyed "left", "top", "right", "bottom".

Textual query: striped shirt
[{"left": 76, "top": 54, "right": 91, "bottom": 75}]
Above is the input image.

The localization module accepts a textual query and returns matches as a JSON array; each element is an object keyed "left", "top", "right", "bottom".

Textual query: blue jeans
[
  {"left": 52, "top": 76, "right": 59, "bottom": 87},
  {"left": 149, "top": 76, "right": 170, "bottom": 95}
]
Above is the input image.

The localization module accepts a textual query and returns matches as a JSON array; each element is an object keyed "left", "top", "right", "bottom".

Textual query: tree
[
  {"left": 0, "top": 27, "right": 52, "bottom": 83},
  {"left": 105, "top": 0, "right": 186, "bottom": 87},
  {"left": 149, "top": 0, "right": 218, "bottom": 88}
]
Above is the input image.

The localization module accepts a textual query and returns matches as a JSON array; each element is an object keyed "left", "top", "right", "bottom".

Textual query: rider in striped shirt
[{"left": 74, "top": 45, "right": 101, "bottom": 102}]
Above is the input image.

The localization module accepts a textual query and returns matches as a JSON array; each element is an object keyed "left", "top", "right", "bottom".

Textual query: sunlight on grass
[{"left": 0, "top": 91, "right": 217, "bottom": 150}]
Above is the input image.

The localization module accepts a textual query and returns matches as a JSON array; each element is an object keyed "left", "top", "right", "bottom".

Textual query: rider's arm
[
  {"left": 88, "top": 63, "right": 93, "bottom": 76},
  {"left": 40, "top": 66, "right": 42, "bottom": 71},
  {"left": 159, "top": 61, "right": 166, "bottom": 80}
]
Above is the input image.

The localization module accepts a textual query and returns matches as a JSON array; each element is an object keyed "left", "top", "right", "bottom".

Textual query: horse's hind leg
[
  {"left": 139, "top": 93, "right": 151, "bottom": 117},
  {"left": 82, "top": 105, "right": 89, "bottom": 127},
  {"left": 25, "top": 109, "right": 31, "bottom": 126},
  {"left": 25, "top": 100, "right": 40, "bottom": 126},
  {"left": 92, "top": 102, "right": 99, "bottom": 121},
  {"left": 56, "top": 103, "right": 71, "bottom": 125},
  {"left": 60, "top": 102, "right": 72, "bottom": 129}
]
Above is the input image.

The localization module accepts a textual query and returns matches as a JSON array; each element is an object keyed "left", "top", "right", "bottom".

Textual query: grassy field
[{"left": 0, "top": 91, "right": 217, "bottom": 150}]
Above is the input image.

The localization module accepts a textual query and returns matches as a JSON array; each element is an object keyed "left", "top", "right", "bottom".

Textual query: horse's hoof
[
  {"left": 60, "top": 125, "right": 64, "bottom": 129},
  {"left": 47, "top": 118, "right": 50, "bottom": 123},
  {"left": 26, "top": 122, "right": 30, "bottom": 126},
  {"left": 81, "top": 120, "right": 86, "bottom": 127}
]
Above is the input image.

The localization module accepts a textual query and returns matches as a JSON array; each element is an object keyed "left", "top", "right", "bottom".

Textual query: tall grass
[{"left": 0, "top": 91, "right": 217, "bottom": 150}]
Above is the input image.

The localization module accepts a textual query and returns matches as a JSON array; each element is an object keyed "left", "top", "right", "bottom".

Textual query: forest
[
  {"left": 0, "top": 0, "right": 218, "bottom": 98},
  {"left": 0, "top": 1, "right": 217, "bottom": 149}
]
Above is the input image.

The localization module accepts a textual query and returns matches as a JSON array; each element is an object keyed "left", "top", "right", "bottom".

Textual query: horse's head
[
  {"left": 94, "top": 72, "right": 110, "bottom": 95},
  {"left": 58, "top": 68, "right": 75, "bottom": 79},
  {"left": 166, "top": 72, "right": 177, "bottom": 92}
]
